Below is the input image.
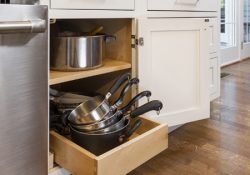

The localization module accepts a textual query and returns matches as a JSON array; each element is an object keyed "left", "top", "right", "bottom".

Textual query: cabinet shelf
[{"left": 49, "top": 59, "right": 131, "bottom": 85}]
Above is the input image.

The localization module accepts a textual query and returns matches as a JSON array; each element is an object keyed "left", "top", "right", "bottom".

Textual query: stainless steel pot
[{"left": 50, "top": 34, "right": 116, "bottom": 71}]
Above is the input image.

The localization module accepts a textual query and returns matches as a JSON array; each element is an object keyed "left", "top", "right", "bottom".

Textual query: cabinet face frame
[{"left": 137, "top": 18, "right": 210, "bottom": 126}]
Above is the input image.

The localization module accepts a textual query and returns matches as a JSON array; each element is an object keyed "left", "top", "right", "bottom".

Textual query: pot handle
[
  {"left": 111, "top": 78, "right": 140, "bottom": 111},
  {"left": 106, "top": 73, "right": 131, "bottom": 99},
  {"left": 104, "top": 34, "right": 116, "bottom": 43},
  {"left": 130, "top": 100, "right": 163, "bottom": 118},
  {"left": 119, "top": 90, "right": 152, "bottom": 114},
  {"left": 119, "top": 119, "right": 142, "bottom": 142}
]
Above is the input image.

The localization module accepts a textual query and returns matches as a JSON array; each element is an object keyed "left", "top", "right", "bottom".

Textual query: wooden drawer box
[
  {"left": 50, "top": 117, "right": 168, "bottom": 175},
  {"left": 50, "top": 0, "right": 135, "bottom": 10}
]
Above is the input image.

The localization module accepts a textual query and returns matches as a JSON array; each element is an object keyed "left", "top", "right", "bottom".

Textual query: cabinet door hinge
[
  {"left": 131, "top": 35, "right": 136, "bottom": 48},
  {"left": 136, "top": 37, "right": 144, "bottom": 46},
  {"left": 131, "top": 36, "right": 144, "bottom": 48}
]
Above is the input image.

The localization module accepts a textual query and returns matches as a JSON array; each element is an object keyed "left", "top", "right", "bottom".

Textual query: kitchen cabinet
[
  {"left": 137, "top": 18, "right": 210, "bottom": 126},
  {"left": 45, "top": 2, "right": 219, "bottom": 174},
  {"left": 50, "top": 0, "right": 135, "bottom": 10},
  {"left": 209, "top": 55, "right": 220, "bottom": 101},
  {"left": 147, "top": 0, "right": 218, "bottom": 12},
  {"left": 0, "top": 1, "right": 220, "bottom": 174},
  {"left": 49, "top": 19, "right": 168, "bottom": 175}
]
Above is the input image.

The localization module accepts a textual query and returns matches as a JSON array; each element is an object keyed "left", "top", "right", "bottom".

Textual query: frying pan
[
  {"left": 70, "top": 90, "right": 152, "bottom": 132},
  {"left": 67, "top": 73, "right": 130, "bottom": 125},
  {"left": 70, "top": 119, "right": 142, "bottom": 155},
  {"left": 70, "top": 100, "right": 163, "bottom": 155},
  {"left": 90, "top": 100, "right": 163, "bottom": 134}
]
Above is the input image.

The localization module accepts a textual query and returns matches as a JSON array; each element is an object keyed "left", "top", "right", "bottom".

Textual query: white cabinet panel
[
  {"left": 209, "top": 56, "right": 220, "bottom": 101},
  {"left": 148, "top": 0, "right": 218, "bottom": 12},
  {"left": 51, "top": 0, "right": 135, "bottom": 10},
  {"left": 207, "top": 18, "right": 218, "bottom": 54},
  {"left": 138, "top": 18, "right": 210, "bottom": 127}
]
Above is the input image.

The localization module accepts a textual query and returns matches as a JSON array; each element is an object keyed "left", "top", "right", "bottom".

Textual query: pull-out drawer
[
  {"left": 50, "top": 117, "right": 168, "bottom": 175},
  {"left": 148, "top": 0, "right": 218, "bottom": 12},
  {"left": 51, "top": 0, "right": 135, "bottom": 10}
]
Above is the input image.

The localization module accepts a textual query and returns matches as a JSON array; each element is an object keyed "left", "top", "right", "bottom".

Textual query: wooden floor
[{"left": 129, "top": 59, "right": 250, "bottom": 175}]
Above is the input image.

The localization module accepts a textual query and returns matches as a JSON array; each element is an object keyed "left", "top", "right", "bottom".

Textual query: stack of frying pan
[{"left": 55, "top": 73, "right": 163, "bottom": 155}]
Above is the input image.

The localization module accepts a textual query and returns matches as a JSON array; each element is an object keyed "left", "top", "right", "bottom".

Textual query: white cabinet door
[
  {"left": 148, "top": 0, "right": 218, "bottom": 12},
  {"left": 207, "top": 18, "right": 219, "bottom": 54},
  {"left": 137, "top": 18, "right": 210, "bottom": 127},
  {"left": 209, "top": 56, "right": 220, "bottom": 101},
  {"left": 51, "top": 0, "right": 135, "bottom": 10}
]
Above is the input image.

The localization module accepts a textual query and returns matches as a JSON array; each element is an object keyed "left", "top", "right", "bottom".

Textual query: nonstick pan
[{"left": 70, "top": 100, "right": 163, "bottom": 155}]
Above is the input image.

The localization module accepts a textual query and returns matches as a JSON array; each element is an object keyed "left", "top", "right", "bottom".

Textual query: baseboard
[
  {"left": 221, "top": 59, "right": 241, "bottom": 68},
  {"left": 169, "top": 125, "right": 183, "bottom": 133}
]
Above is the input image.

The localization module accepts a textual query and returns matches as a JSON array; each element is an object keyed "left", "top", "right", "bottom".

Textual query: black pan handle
[
  {"left": 130, "top": 100, "right": 163, "bottom": 118},
  {"left": 119, "top": 119, "right": 142, "bottom": 142},
  {"left": 119, "top": 90, "right": 152, "bottom": 114},
  {"left": 111, "top": 78, "right": 140, "bottom": 110},
  {"left": 61, "top": 111, "right": 71, "bottom": 126},
  {"left": 107, "top": 73, "right": 131, "bottom": 99}
]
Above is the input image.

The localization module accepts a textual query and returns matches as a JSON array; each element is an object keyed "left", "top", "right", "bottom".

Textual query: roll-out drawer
[
  {"left": 50, "top": 117, "right": 168, "bottom": 175},
  {"left": 148, "top": 0, "right": 218, "bottom": 12},
  {"left": 50, "top": 0, "right": 135, "bottom": 10}
]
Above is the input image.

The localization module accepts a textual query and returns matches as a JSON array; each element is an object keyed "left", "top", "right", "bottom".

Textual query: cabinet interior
[
  {"left": 50, "top": 18, "right": 132, "bottom": 63},
  {"left": 50, "top": 18, "right": 135, "bottom": 103}
]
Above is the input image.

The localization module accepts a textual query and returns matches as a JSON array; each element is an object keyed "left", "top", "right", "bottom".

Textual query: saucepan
[{"left": 50, "top": 31, "right": 116, "bottom": 71}]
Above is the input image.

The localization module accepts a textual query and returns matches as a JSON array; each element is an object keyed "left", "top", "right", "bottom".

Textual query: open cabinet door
[{"left": 137, "top": 18, "right": 210, "bottom": 127}]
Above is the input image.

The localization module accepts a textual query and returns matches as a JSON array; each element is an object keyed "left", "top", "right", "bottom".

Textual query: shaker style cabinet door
[
  {"left": 51, "top": 0, "right": 135, "bottom": 10},
  {"left": 137, "top": 18, "right": 210, "bottom": 127},
  {"left": 148, "top": 0, "right": 218, "bottom": 12}
]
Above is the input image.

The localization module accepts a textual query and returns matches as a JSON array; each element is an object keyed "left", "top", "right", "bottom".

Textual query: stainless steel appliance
[{"left": 0, "top": 3, "right": 48, "bottom": 175}]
